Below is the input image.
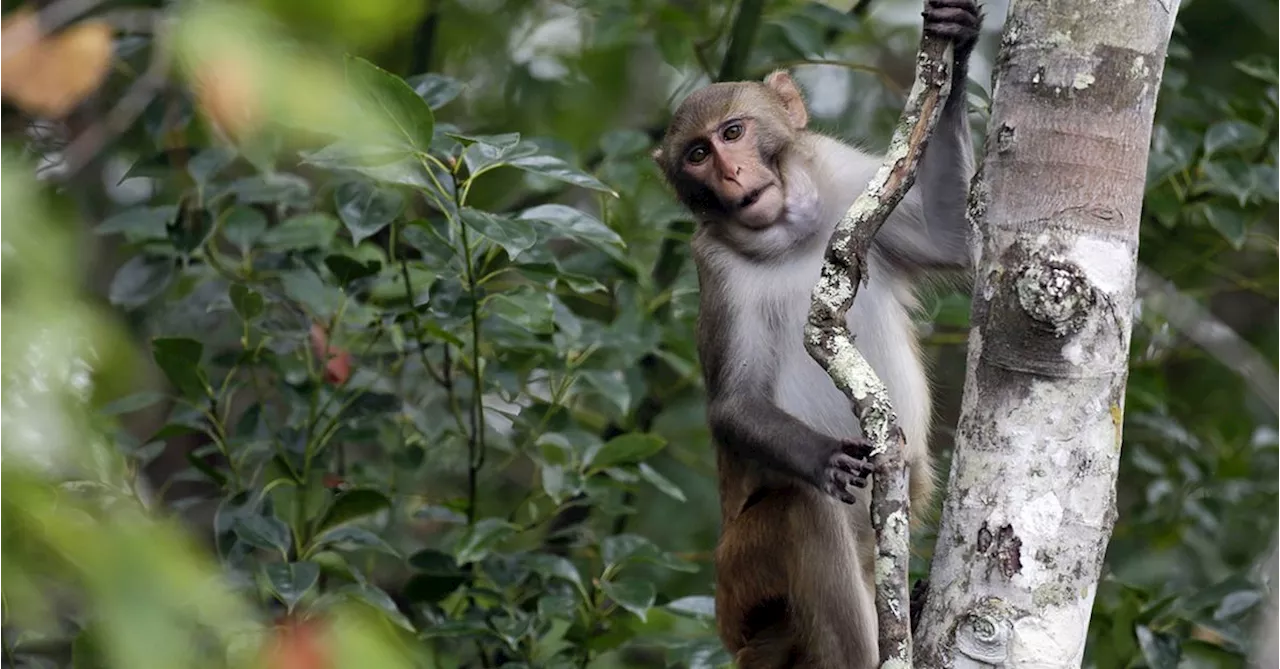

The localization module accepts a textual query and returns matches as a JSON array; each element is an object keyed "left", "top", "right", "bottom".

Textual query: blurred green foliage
[{"left": 0, "top": 0, "right": 1275, "bottom": 668}]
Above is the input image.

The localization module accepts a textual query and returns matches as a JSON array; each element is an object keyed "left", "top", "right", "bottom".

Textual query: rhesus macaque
[{"left": 651, "top": 1, "right": 982, "bottom": 666}]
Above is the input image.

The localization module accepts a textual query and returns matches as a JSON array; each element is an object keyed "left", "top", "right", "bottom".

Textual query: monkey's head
[{"left": 653, "top": 71, "right": 810, "bottom": 230}]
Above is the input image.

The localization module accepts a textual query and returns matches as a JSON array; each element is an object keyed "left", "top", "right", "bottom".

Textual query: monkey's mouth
[{"left": 737, "top": 183, "right": 774, "bottom": 210}]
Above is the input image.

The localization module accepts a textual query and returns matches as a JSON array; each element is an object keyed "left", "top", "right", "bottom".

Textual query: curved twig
[{"left": 802, "top": 21, "right": 956, "bottom": 669}]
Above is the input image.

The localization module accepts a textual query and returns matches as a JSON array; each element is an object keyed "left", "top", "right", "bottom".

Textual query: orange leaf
[
  {"left": 192, "top": 54, "right": 262, "bottom": 142},
  {"left": 1, "top": 9, "right": 115, "bottom": 117},
  {"left": 261, "top": 617, "right": 331, "bottom": 669}
]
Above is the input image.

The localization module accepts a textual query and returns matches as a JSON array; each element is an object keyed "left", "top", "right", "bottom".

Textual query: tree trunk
[{"left": 914, "top": 1, "right": 1181, "bottom": 666}]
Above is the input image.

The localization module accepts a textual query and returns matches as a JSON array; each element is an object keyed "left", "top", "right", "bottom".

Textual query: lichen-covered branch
[{"left": 802, "top": 27, "right": 956, "bottom": 668}]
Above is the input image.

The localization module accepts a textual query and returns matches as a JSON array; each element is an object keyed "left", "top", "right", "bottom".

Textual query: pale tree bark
[{"left": 914, "top": 1, "right": 1181, "bottom": 666}]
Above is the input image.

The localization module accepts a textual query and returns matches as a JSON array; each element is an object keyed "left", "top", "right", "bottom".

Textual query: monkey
[{"left": 650, "top": 1, "right": 982, "bottom": 667}]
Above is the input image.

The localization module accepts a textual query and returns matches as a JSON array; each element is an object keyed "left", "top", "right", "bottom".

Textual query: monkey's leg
[
  {"left": 792, "top": 495, "right": 879, "bottom": 669},
  {"left": 717, "top": 487, "right": 876, "bottom": 669}
]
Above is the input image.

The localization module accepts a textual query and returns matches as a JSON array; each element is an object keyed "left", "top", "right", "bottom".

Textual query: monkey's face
[
  {"left": 676, "top": 116, "right": 786, "bottom": 229},
  {"left": 653, "top": 75, "right": 810, "bottom": 232}
]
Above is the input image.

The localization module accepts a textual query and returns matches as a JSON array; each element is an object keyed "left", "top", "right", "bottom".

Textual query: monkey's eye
[
  {"left": 721, "top": 122, "right": 744, "bottom": 141},
  {"left": 686, "top": 146, "right": 710, "bottom": 165}
]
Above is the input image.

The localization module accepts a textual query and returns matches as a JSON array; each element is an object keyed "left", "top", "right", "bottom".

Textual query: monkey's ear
[
  {"left": 763, "top": 70, "right": 808, "bottom": 130},
  {"left": 651, "top": 147, "right": 664, "bottom": 165}
]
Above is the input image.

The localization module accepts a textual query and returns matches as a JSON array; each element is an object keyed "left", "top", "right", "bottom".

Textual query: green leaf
[
  {"left": 460, "top": 208, "right": 538, "bottom": 260},
  {"left": 486, "top": 286, "right": 555, "bottom": 333},
  {"left": 601, "top": 534, "right": 652, "bottom": 568},
  {"left": 96, "top": 205, "right": 175, "bottom": 240},
  {"left": 1215, "top": 592, "right": 1262, "bottom": 622},
  {"left": 367, "top": 262, "right": 434, "bottom": 303},
  {"left": 229, "top": 284, "right": 264, "bottom": 320},
  {"left": 461, "top": 133, "right": 530, "bottom": 174},
  {"left": 524, "top": 554, "right": 584, "bottom": 590},
  {"left": 405, "top": 549, "right": 467, "bottom": 602},
  {"left": 151, "top": 337, "right": 207, "bottom": 399},
  {"left": 454, "top": 518, "right": 519, "bottom": 565},
  {"left": 315, "top": 488, "right": 392, "bottom": 534},
  {"left": 325, "top": 254, "right": 383, "bottom": 285},
  {"left": 188, "top": 147, "right": 236, "bottom": 186},
  {"left": 109, "top": 256, "right": 174, "bottom": 309},
  {"left": 167, "top": 207, "right": 214, "bottom": 254},
  {"left": 185, "top": 450, "right": 228, "bottom": 486},
  {"left": 280, "top": 268, "right": 344, "bottom": 318},
  {"left": 334, "top": 180, "right": 405, "bottom": 245},
  {"left": 346, "top": 56, "right": 435, "bottom": 153},
  {"left": 578, "top": 370, "right": 631, "bottom": 416},
  {"left": 233, "top": 514, "right": 292, "bottom": 556},
  {"left": 1252, "top": 164, "right": 1279, "bottom": 202},
  {"left": 541, "top": 464, "right": 579, "bottom": 504},
  {"left": 666, "top": 595, "right": 715, "bottom": 618},
  {"left": 1135, "top": 625, "right": 1180, "bottom": 669},
  {"left": 638, "top": 463, "right": 686, "bottom": 502},
  {"left": 312, "top": 526, "right": 400, "bottom": 557},
  {"left": 508, "top": 154, "right": 617, "bottom": 196},
  {"left": 260, "top": 213, "right": 340, "bottom": 250},
  {"left": 1235, "top": 54, "right": 1279, "bottom": 83},
  {"left": 222, "top": 206, "right": 267, "bottom": 253},
  {"left": 407, "top": 73, "right": 465, "bottom": 109},
  {"left": 1200, "top": 160, "right": 1254, "bottom": 206},
  {"left": 519, "top": 204, "right": 624, "bottom": 250},
  {"left": 99, "top": 391, "right": 168, "bottom": 416},
  {"left": 229, "top": 174, "right": 311, "bottom": 206},
  {"left": 589, "top": 433, "right": 667, "bottom": 470},
  {"left": 601, "top": 534, "right": 697, "bottom": 573},
  {"left": 1203, "top": 204, "right": 1249, "bottom": 249},
  {"left": 303, "top": 143, "right": 444, "bottom": 192},
  {"left": 1203, "top": 120, "right": 1265, "bottom": 157},
  {"left": 599, "top": 579, "right": 655, "bottom": 621},
  {"left": 329, "top": 584, "right": 415, "bottom": 631},
  {"left": 537, "top": 593, "right": 578, "bottom": 620},
  {"left": 264, "top": 561, "right": 320, "bottom": 611}
]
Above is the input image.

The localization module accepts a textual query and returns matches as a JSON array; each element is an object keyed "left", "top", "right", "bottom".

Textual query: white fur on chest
[{"left": 722, "top": 231, "right": 932, "bottom": 452}]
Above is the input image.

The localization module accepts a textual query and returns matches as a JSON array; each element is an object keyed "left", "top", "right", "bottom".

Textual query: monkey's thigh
[{"left": 714, "top": 488, "right": 876, "bottom": 669}]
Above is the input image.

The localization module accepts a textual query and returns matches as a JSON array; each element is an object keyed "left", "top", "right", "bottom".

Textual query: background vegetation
[{"left": 1, "top": 0, "right": 1275, "bottom": 667}]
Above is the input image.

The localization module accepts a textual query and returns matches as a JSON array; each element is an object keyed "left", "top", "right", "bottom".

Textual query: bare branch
[
  {"left": 802, "top": 20, "right": 957, "bottom": 669},
  {"left": 58, "top": 14, "right": 169, "bottom": 180}
]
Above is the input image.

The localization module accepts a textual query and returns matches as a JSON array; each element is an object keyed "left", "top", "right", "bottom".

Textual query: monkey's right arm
[
  {"left": 707, "top": 389, "right": 873, "bottom": 504},
  {"left": 697, "top": 287, "right": 873, "bottom": 505}
]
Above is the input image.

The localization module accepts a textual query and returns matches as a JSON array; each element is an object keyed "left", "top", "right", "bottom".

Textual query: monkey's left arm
[{"left": 874, "top": 0, "right": 982, "bottom": 273}]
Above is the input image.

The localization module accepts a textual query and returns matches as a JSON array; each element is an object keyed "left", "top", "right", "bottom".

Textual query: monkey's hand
[
  {"left": 923, "top": 0, "right": 983, "bottom": 65},
  {"left": 822, "top": 438, "right": 874, "bottom": 504}
]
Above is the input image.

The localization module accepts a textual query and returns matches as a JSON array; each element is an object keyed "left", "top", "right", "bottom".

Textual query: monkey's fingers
[
  {"left": 840, "top": 436, "right": 874, "bottom": 460},
  {"left": 922, "top": 0, "right": 982, "bottom": 45},
  {"left": 825, "top": 453, "right": 872, "bottom": 504}
]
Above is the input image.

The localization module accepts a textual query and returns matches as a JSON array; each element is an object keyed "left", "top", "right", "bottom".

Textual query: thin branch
[
  {"left": 1136, "top": 264, "right": 1279, "bottom": 414},
  {"left": 802, "top": 23, "right": 956, "bottom": 669},
  {"left": 58, "top": 14, "right": 169, "bottom": 180}
]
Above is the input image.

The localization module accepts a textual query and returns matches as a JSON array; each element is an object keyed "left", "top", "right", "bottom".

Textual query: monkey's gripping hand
[
  {"left": 822, "top": 438, "right": 875, "bottom": 504},
  {"left": 923, "top": 0, "right": 982, "bottom": 56}
]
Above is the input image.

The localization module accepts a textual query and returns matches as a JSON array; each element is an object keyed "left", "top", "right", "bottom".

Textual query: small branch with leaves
[{"left": 802, "top": 23, "right": 957, "bottom": 669}]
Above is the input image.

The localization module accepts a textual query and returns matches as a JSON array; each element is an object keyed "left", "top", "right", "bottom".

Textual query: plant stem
[
  {"left": 456, "top": 185, "right": 486, "bottom": 526},
  {"left": 717, "top": 0, "right": 766, "bottom": 82}
]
